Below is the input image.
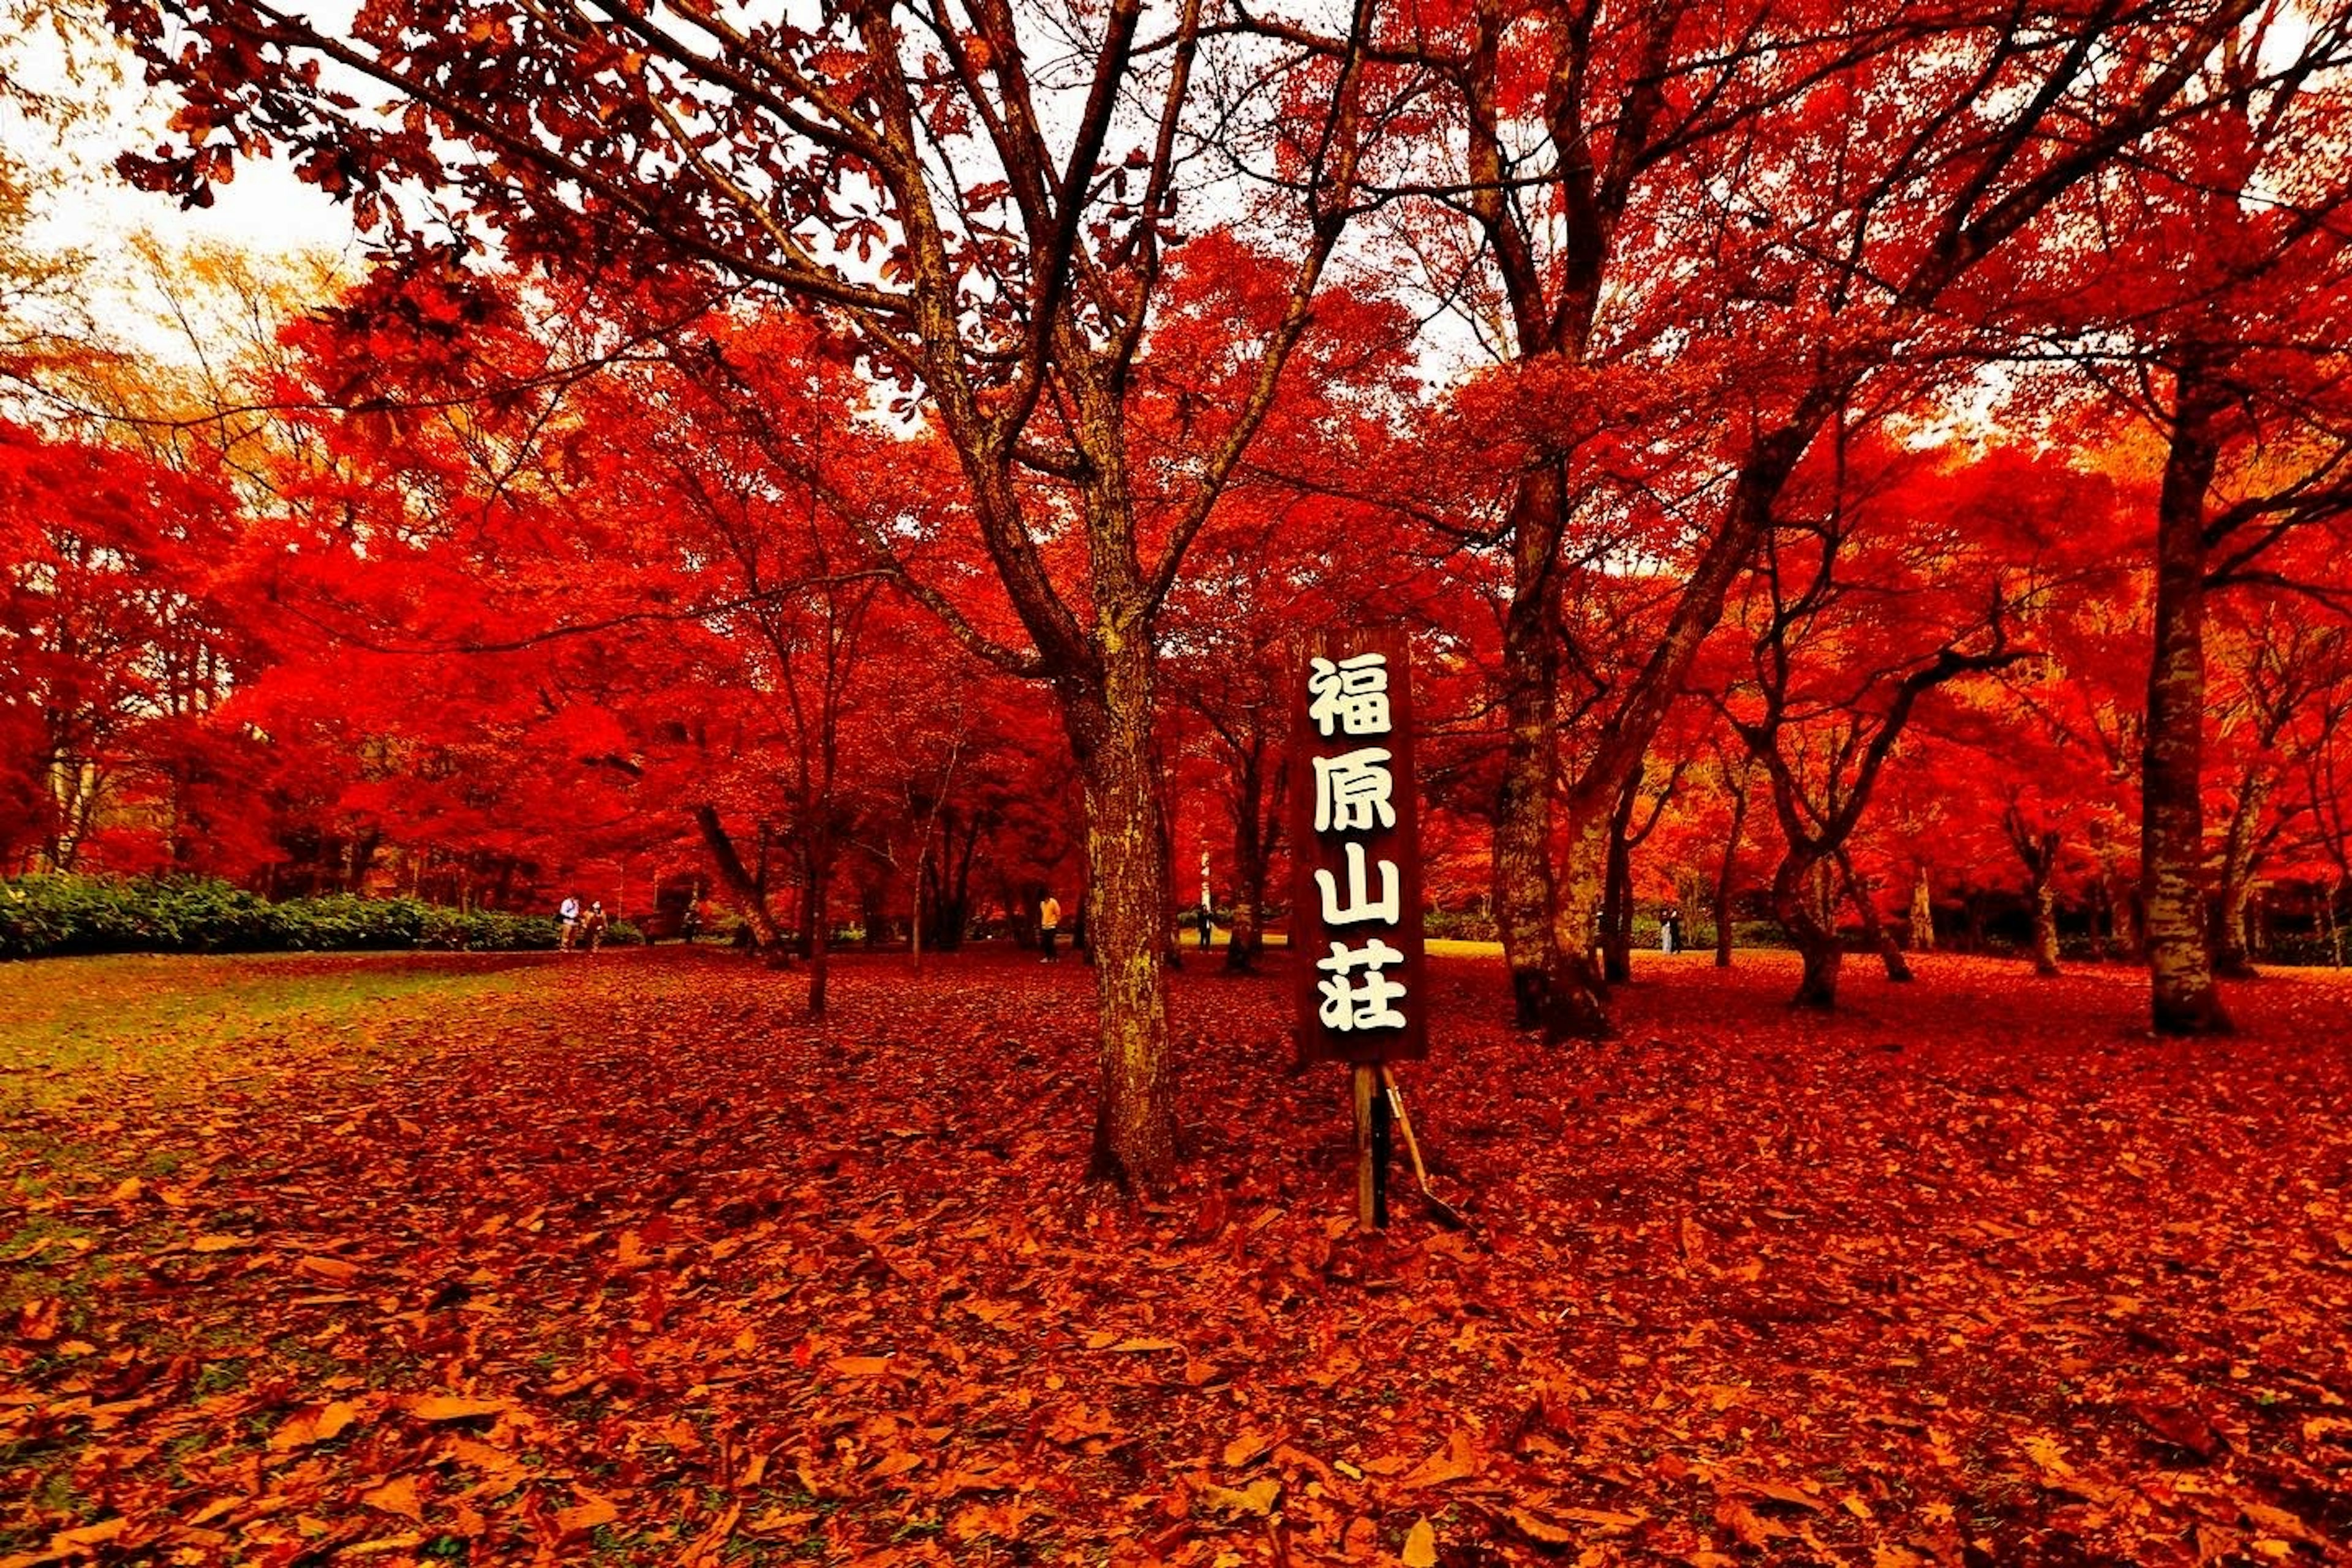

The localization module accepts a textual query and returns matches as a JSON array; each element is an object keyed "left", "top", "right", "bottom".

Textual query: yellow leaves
[
  {"left": 1502, "top": 1506, "right": 1578, "bottom": 1546},
  {"left": 188, "top": 1234, "right": 246, "bottom": 1253},
  {"left": 55, "top": 1517, "right": 124, "bottom": 1550},
  {"left": 2239, "top": 1501, "right": 2324, "bottom": 1547},
  {"left": 554, "top": 1488, "right": 619, "bottom": 1536},
  {"left": 266, "top": 1399, "right": 360, "bottom": 1451},
  {"left": 1080, "top": 1330, "right": 1180, "bottom": 1352},
  {"left": 1721, "top": 1476, "right": 1826, "bottom": 1513},
  {"left": 827, "top": 1355, "right": 894, "bottom": 1376},
  {"left": 1042, "top": 1404, "right": 1118, "bottom": 1448},
  {"left": 1193, "top": 1476, "right": 1280, "bottom": 1518},
  {"left": 1396, "top": 1428, "right": 1482, "bottom": 1489},
  {"left": 1400, "top": 1517, "right": 1438, "bottom": 1567},
  {"left": 15, "top": 1298, "right": 60, "bottom": 1343},
  {"left": 358, "top": 1475, "right": 421, "bottom": 1520},
  {"left": 1554, "top": 1506, "right": 1647, "bottom": 1529},
  {"left": 398, "top": 1394, "right": 506, "bottom": 1422},
  {"left": 948, "top": 1497, "right": 1039, "bottom": 1542},
  {"left": 1221, "top": 1430, "right": 1274, "bottom": 1469},
  {"left": 1713, "top": 1496, "right": 1781, "bottom": 1548},
  {"left": 105, "top": 1176, "right": 142, "bottom": 1204},
  {"left": 293, "top": 1254, "right": 362, "bottom": 1284}
]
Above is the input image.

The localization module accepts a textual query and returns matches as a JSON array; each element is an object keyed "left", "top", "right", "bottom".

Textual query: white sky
[{"left": 9, "top": 20, "right": 366, "bottom": 356}]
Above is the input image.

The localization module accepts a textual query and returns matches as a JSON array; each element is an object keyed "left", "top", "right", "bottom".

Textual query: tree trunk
[
  {"left": 1838, "top": 850, "right": 1911, "bottom": 982},
  {"left": 804, "top": 835, "right": 832, "bottom": 1016},
  {"left": 1539, "top": 812, "right": 1615, "bottom": 1037},
  {"left": 933, "top": 818, "right": 978, "bottom": 952},
  {"left": 1493, "top": 472, "right": 1565, "bottom": 1030},
  {"left": 1600, "top": 771, "right": 1638, "bottom": 984},
  {"left": 1776, "top": 854, "right": 1841, "bottom": 1008},
  {"left": 2003, "top": 813, "right": 2063, "bottom": 978},
  {"left": 1714, "top": 777, "right": 1749, "bottom": 969},
  {"left": 1600, "top": 850, "right": 1630, "bottom": 984},
  {"left": 1908, "top": 865, "right": 1936, "bottom": 952},
  {"left": 2141, "top": 347, "right": 2234, "bottom": 1035},
  {"left": 1224, "top": 752, "right": 1281, "bottom": 974},
  {"left": 2212, "top": 769, "right": 2267, "bottom": 979},
  {"left": 1066, "top": 645, "right": 1178, "bottom": 1193},
  {"left": 2032, "top": 880, "right": 2061, "bottom": 977},
  {"left": 693, "top": 805, "right": 789, "bottom": 957}
]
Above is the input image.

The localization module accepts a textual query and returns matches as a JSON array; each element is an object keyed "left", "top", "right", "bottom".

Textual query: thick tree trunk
[
  {"left": 2142, "top": 349, "right": 2234, "bottom": 1035},
  {"left": 1908, "top": 865, "right": 1936, "bottom": 952},
  {"left": 932, "top": 819, "right": 978, "bottom": 952},
  {"left": 1838, "top": 851, "right": 1912, "bottom": 982},
  {"left": 1540, "top": 812, "right": 1615, "bottom": 1037},
  {"left": 1066, "top": 646, "right": 1178, "bottom": 1193},
  {"left": 2032, "top": 880, "right": 2061, "bottom": 978},
  {"left": 1224, "top": 753, "right": 1280, "bottom": 974},
  {"left": 693, "top": 805, "right": 789, "bottom": 957},
  {"left": 2004, "top": 815, "right": 2063, "bottom": 978},
  {"left": 1600, "top": 772, "right": 1638, "bottom": 984},
  {"left": 1493, "top": 472, "right": 1565, "bottom": 1030},
  {"left": 2212, "top": 770, "right": 2267, "bottom": 979},
  {"left": 1776, "top": 854, "right": 1841, "bottom": 1008},
  {"left": 1715, "top": 779, "right": 1749, "bottom": 969}
]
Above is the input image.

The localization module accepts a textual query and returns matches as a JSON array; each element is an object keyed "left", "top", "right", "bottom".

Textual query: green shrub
[
  {"left": 0, "top": 875, "right": 563, "bottom": 959},
  {"left": 1422, "top": 908, "right": 1499, "bottom": 943}
]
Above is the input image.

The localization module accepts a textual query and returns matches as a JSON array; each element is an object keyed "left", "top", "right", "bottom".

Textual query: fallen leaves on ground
[{"left": 2, "top": 946, "right": 2348, "bottom": 1565}]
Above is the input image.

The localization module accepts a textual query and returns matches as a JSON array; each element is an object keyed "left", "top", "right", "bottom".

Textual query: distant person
[
  {"left": 582, "top": 900, "right": 609, "bottom": 953},
  {"left": 1197, "top": 899, "right": 1215, "bottom": 950},
  {"left": 559, "top": 894, "right": 581, "bottom": 951},
  {"left": 680, "top": 901, "right": 701, "bottom": 943},
  {"left": 1660, "top": 907, "right": 1682, "bottom": 954},
  {"left": 1039, "top": 892, "right": 1062, "bottom": 962}
]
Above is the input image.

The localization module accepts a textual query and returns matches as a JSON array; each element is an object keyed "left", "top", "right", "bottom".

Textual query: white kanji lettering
[
  {"left": 1316, "top": 938, "right": 1408, "bottom": 1031},
  {"left": 1308, "top": 652, "right": 1391, "bottom": 738},
  {"left": 1313, "top": 841, "right": 1400, "bottom": 927},
  {"left": 1312, "top": 748, "right": 1395, "bottom": 834}
]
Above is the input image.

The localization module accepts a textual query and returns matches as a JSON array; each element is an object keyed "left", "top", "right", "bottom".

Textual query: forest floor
[{"left": 2, "top": 945, "right": 2348, "bottom": 1567}]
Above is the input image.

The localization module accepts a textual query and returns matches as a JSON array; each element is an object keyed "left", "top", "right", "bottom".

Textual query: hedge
[{"left": 0, "top": 875, "right": 610, "bottom": 959}]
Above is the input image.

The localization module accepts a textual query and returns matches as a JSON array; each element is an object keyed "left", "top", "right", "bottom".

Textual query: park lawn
[
  {"left": 1, "top": 946, "right": 2348, "bottom": 1567},
  {"left": 0, "top": 951, "right": 546, "bottom": 1113}
]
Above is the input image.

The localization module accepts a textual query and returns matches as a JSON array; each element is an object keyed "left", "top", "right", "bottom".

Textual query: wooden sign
[{"left": 1290, "top": 625, "right": 1427, "bottom": 1065}]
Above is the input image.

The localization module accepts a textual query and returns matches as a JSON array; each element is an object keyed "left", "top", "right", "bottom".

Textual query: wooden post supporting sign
[{"left": 1291, "top": 625, "right": 1425, "bottom": 1229}]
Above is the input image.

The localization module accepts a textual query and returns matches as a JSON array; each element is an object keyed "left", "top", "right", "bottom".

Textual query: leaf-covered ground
[{"left": 4, "top": 946, "right": 2349, "bottom": 1567}]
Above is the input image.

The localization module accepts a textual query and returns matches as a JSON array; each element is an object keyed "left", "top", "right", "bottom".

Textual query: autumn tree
[
  {"left": 1991, "top": 13, "right": 2352, "bottom": 1031},
  {"left": 0, "top": 417, "right": 242, "bottom": 872},
  {"left": 113, "top": 0, "right": 1394, "bottom": 1189},
  {"left": 1265, "top": 0, "right": 2313, "bottom": 1039},
  {"left": 1709, "top": 426, "right": 2051, "bottom": 1008}
]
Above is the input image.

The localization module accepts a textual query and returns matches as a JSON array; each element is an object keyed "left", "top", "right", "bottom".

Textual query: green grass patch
[{"left": 0, "top": 952, "right": 538, "bottom": 1111}]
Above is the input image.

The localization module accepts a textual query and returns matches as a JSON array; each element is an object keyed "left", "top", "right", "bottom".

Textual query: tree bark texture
[
  {"left": 2141, "top": 349, "right": 2234, "bottom": 1035},
  {"left": 1066, "top": 641, "right": 1178, "bottom": 1193},
  {"left": 694, "top": 805, "right": 789, "bottom": 958},
  {"left": 2213, "top": 769, "right": 2269, "bottom": 979},
  {"left": 1838, "top": 850, "right": 1912, "bottom": 982},
  {"left": 1909, "top": 865, "right": 1936, "bottom": 953},
  {"left": 1492, "top": 469, "right": 1565, "bottom": 1030},
  {"left": 1714, "top": 766, "right": 1750, "bottom": 968},
  {"left": 1776, "top": 853, "right": 1842, "bottom": 1009}
]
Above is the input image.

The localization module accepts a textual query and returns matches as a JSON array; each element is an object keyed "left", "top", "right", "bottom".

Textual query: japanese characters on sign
[{"left": 1292, "top": 627, "right": 1425, "bottom": 1063}]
